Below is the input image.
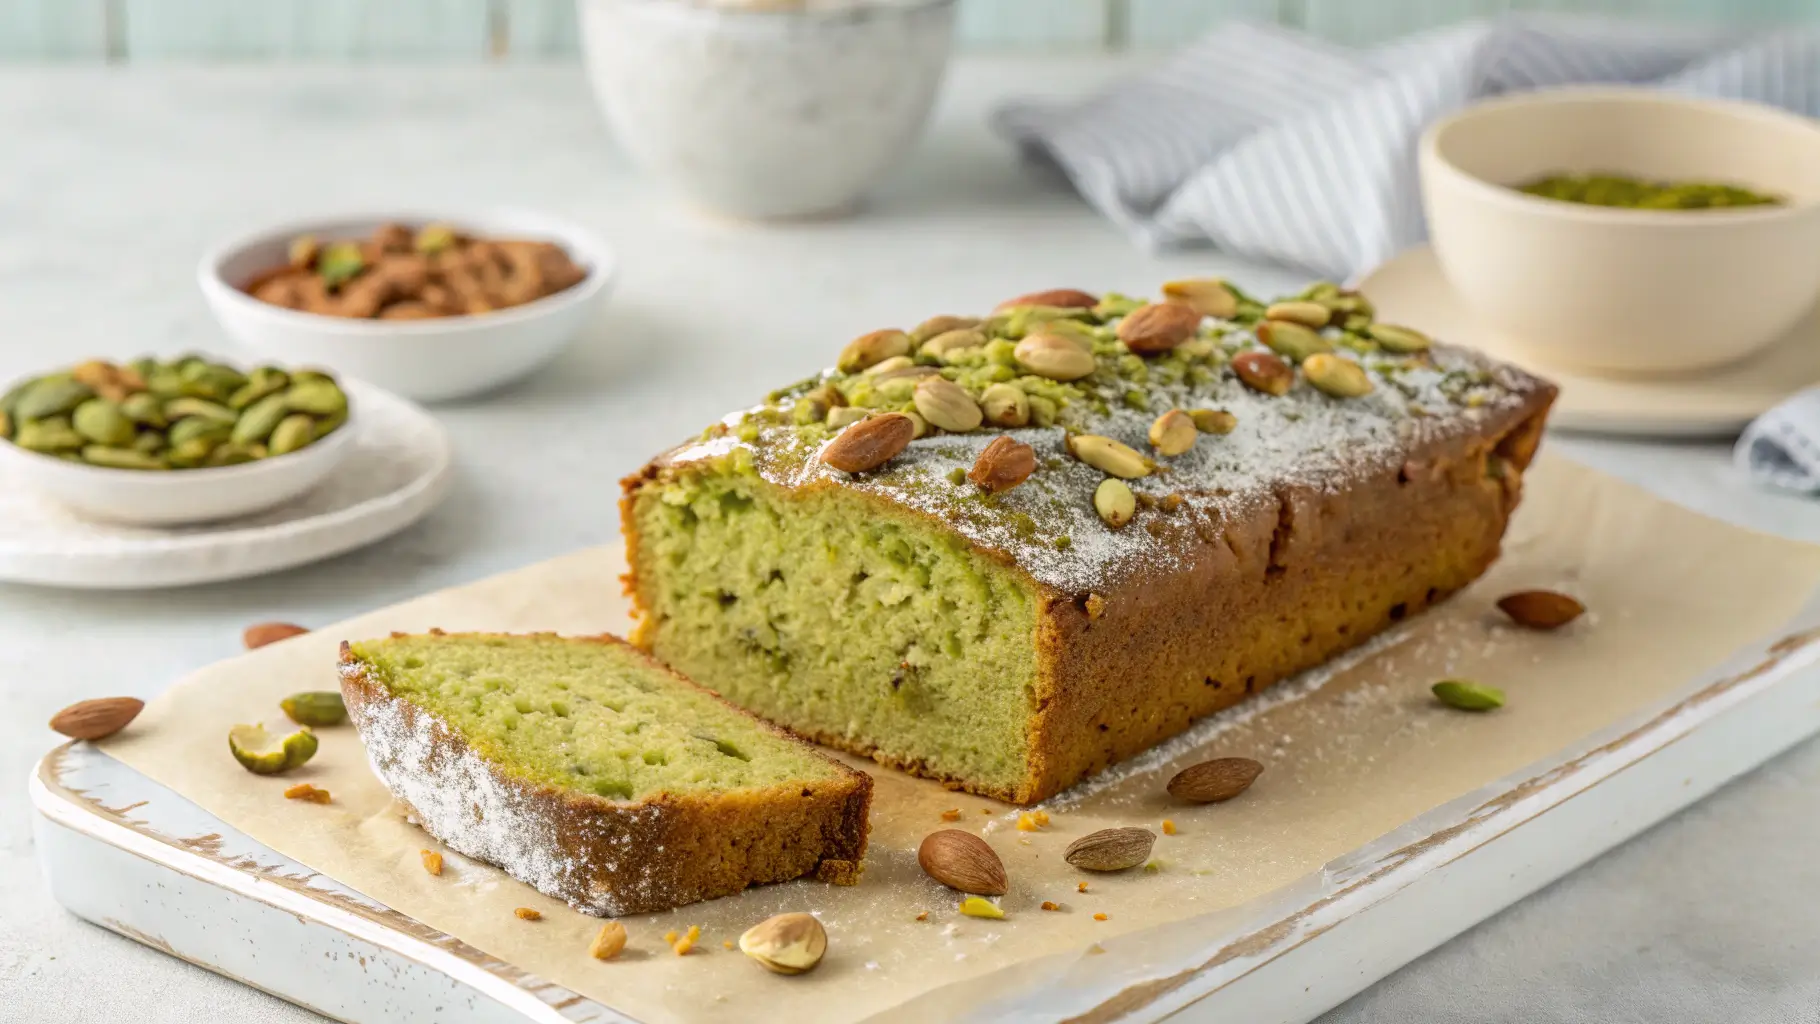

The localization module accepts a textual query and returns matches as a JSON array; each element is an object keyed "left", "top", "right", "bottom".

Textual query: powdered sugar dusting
[
  {"left": 340, "top": 660, "right": 668, "bottom": 917},
  {"left": 671, "top": 330, "right": 1547, "bottom": 594}
]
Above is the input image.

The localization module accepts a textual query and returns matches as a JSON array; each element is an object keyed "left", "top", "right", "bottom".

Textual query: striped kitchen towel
[
  {"left": 1737, "top": 390, "right": 1820, "bottom": 494},
  {"left": 994, "top": 17, "right": 1820, "bottom": 281}
]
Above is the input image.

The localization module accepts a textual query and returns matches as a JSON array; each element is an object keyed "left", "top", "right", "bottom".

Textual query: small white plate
[
  {"left": 1355, "top": 245, "right": 1820, "bottom": 437},
  {"left": 0, "top": 381, "right": 451, "bottom": 589}
]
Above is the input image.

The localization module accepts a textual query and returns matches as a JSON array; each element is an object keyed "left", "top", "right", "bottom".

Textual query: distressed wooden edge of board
[{"left": 31, "top": 607, "right": 1820, "bottom": 1024}]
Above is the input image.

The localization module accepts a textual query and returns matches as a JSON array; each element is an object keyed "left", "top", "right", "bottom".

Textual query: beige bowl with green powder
[{"left": 1420, "top": 88, "right": 1820, "bottom": 374}]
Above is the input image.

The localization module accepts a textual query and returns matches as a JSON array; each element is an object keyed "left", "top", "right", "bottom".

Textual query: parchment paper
[{"left": 101, "top": 456, "right": 1820, "bottom": 1023}]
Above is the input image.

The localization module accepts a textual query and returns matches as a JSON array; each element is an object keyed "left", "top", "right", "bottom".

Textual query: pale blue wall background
[{"left": 0, "top": 0, "right": 1813, "bottom": 61}]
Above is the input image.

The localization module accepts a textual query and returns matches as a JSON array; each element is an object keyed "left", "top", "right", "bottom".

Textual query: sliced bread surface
[{"left": 339, "top": 630, "right": 871, "bottom": 915}]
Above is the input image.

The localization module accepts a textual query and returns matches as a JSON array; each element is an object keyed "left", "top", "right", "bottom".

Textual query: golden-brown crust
[
  {"left": 338, "top": 634, "right": 872, "bottom": 914},
  {"left": 620, "top": 377, "right": 1558, "bottom": 806}
]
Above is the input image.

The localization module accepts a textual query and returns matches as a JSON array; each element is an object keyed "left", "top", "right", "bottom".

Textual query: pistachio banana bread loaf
[
  {"left": 621, "top": 279, "right": 1555, "bottom": 805},
  {"left": 339, "top": 631, "right": 872, "bottom": 914}
]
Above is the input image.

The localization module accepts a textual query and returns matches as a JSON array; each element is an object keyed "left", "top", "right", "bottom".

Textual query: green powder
[{"left": 1516, "top": 173, "right": 1782, "bottom": 210}]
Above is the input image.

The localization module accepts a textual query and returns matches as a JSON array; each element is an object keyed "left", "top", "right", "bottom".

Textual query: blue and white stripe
[{"left": 993, "top": 16, "right": 1820, "bottom": 281}]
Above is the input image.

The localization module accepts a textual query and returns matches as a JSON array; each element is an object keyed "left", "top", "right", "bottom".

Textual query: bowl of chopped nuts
[{"left": 198, "top": 210, "right": 614, "bottom": 402}]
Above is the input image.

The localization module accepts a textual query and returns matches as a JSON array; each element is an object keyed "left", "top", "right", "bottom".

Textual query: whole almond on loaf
[{"left": 820, "top": 413, "right": 915, "bottom": 473}]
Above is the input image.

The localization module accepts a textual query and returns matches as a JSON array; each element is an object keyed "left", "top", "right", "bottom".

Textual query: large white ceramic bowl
[
  {"left": 1419, "top": 89, "right": 1820, "bottom": 374},
  {"left": 198, "top": 210, "right": 614, "bottom": 402},
  {"left": 579, "top": 0, "right": 956, "bottom": 219},
  {"left": 0, "top": 392, "right": 357, "bottom": 527}
]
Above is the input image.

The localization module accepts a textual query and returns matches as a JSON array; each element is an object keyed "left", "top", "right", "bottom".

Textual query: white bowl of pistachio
[{"left": 0, "top": 357, "right": 357, "bottom": 526}]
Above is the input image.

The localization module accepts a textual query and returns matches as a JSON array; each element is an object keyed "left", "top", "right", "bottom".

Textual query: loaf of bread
[
  {"left": 621, "top": 279, "right": 1555, "bottom": 805},
  {"left": 339, "top": 631, "right": 872, "bottom": 914}
]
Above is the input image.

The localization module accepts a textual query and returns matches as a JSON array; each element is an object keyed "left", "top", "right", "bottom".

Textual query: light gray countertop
[{"left": 2, "top": 57, "right": 1818, "bottom": 1024}]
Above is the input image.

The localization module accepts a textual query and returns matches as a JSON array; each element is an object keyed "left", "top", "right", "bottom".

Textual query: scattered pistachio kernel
[
  {"left": 958, "top": 897, "right": 1005, "bottom": 920},
  {"left": 1263, "top": 300, "right": 1332, "bottom": 328},
  {"left": 1094, "top": 478, "right": 1136, "bottom": 529},
  {"left": 1068, "top": 434, "right": 1154, "bottom": 479},
  {"left": 1160, "top": 277, "right": 1238, "bottom": 319},
  {"left": 1432, "top": 679, "right": 1505, "bottom": 711},
  {"left": 1367, "top": 323, "right": 1432, "bottom": 353},
  {"left": 838, "top": 329, "right": 911, "bottom": 373},
  {"left": 1189, "top": 408, "right": 1238, "bottom": 434},
  {"left": 1303, "top": 353, "right": 1374, "bottom": 398},
  {"left": 1148, "top": 409, "right": 1198, "bottom": 456}
]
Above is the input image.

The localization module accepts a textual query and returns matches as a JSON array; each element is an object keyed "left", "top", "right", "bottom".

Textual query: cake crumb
[
  {"left": 722, "top": 940, "right": 735, "bottom": 950},
  {"left": 589, "top": 922, "right": 627, "bottom": 961},
  {"left": 420, "top": 850, "right": 443, "bottom": 876},
  {"left": 940, "top": 808, "right": 961, "bottom": 822},
  {"left": 1093, "top": 913, "right": 1108, "bottom": 922},
  {"left": 1162, "top": 819, "right": 1178, "bottom": 835},
  {"left": 283, "top": 783, "right": 331, "bottom": 804},
  {"left": 1017, "top": 813, "right": 1038, "bottom": 831},
  {"left": 1087, "top": 944, "right": 1106, "bottom": 955},
  {"left": 514, "top": 908, "right": 542, "bottom": 921},
  {"left": 664, "top": 930, "right": 678, "bottom": 944},
  {"left": 1040, "top": 901, "right": 1061, "bottom": 912},
  {"left": 915, "top": 911, "right": 929, "bottom": 922},
  {"left": 1034, "top": 810, "right": 1050, "bottom": 827},
  {"left": 981, "top": 808, "right": 991, "bottom": 814},
  {"left": 1077, "top": 881, "right": 1089, "bottom": 893},
  {"left": 672, "top": 925, "right": 701, "bottom": 955}
]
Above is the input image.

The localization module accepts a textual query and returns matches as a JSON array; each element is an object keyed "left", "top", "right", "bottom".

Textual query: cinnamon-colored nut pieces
[
  {"left": 1166, "top": 757, "right": 1264, "bottom": 803},
  {"left": 245, "top": 221, "right": 587, "bottom": 320}
]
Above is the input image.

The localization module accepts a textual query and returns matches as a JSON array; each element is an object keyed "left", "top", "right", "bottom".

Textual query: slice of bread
[{"left": 339, "top": 630, "right": 871, "bottom": 915}]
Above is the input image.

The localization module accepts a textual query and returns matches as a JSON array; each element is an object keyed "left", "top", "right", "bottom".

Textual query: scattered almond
[
  {"left": 1116, "top": 303, "right": 1201, "bottom": 355},
  {"left": 244, "top": 621, "right": 309, "bottom": 649},
  {"left": 1167, "top": 757, "right": 1265, "bottom": 804},
  {"left": 1064, "top": 827, "right": 1157, "bottom": 872},
  {"left": 590, "top": 921, "right": 628, "bottom": 961},
  {"left": 1231, "top": 351, "right": 1293, "bottom": 396},
  {"left": 421, "top": 850, "right": 443, "bottom": 876},
  {"left": 918, "top": 829, "right": 1008, "bottom": 896},
  {"left": 739, "top": 913, "right": 825, "bottom": 974},
  {"left": 995, "top": 288, "right": 1097, "bottom": 312},
  {"left": 282, "top": 782, "right": 331, "bottom": 804},
  {"left": 1497, "top": 590, "right": 1585, "bottom": 630},
  {"left": 48, "top": 697, "right": 144, "bottom": 741},
  {"left": 515, "top": 908, "right": 542, "bottom": 921},
  {"left": 820, "top": 412, "right": 915, "bottom": 473},
  {"left": 968, "top": 436, "right": 1036, "bottom": 493}
]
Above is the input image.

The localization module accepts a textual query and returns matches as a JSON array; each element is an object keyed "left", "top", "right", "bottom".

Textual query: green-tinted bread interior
[
  {"left": 629, "top": 470, "right": 1039, "bottom": 795},
  {"left": 347, "top": 633, "right": 845, "bottom": 801}
]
